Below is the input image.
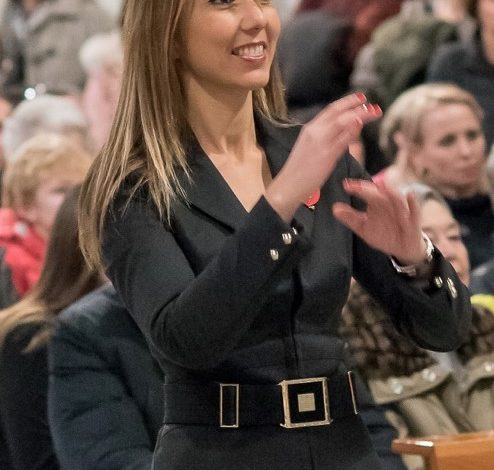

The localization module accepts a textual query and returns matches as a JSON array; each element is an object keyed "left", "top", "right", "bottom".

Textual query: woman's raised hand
[
  {"left": 265, "top": 93, "right": 381, "bottom": 222},
  {"left": 333, "top": 180, "right": 427, "bottom": 265}
]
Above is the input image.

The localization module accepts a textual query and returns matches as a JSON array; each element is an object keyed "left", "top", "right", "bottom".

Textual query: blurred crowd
[{"left": 0, "top": 1, "right": 493, "bottom": 469}]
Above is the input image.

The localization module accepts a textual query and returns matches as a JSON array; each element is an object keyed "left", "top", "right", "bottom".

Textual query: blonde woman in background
[{"left": 374, "top": 83, "right": 493, "bottom": 268}]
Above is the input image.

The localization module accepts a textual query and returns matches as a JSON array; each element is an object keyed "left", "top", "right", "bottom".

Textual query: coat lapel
[
  {"left": 181, "top": 117, "right": 315, "bottom": 237},
  {"left": 180, "top": 137, "right": 247, "bottom": 231}
]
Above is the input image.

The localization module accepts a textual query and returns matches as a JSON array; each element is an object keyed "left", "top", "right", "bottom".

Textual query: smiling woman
[{"left": 78, "top": 1, "right": 472, "bottom": 469}]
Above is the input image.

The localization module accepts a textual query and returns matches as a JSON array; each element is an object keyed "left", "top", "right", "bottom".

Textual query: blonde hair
[
  {"left": 79, "top": 0, "right": 288, "bottom": 268},
  {"left": 3, "top": 134, "right": 92, "bottom": 210},
  {"left": 379, "top": 83, "right": 484, "bottom": 161}
]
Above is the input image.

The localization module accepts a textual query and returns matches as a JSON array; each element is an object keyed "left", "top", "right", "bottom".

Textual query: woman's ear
[
  {"left": 394, "top": 131, "right": 428, "bottom": 177},
  {"left": 392, "top": 130, "right": 409, "bottom": 152}
]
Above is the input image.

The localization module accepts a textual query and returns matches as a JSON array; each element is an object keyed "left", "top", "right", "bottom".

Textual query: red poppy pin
[{"left": 305, "top": 190, "right": 320, "bottom": 211}]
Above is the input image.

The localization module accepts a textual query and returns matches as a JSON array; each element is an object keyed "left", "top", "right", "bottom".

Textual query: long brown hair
[
  {"left": 79, "top": 0, "right": 288, "bottom": 269},
  {"left": 0, "top": 186, "right": 103, "bottom": 351}
]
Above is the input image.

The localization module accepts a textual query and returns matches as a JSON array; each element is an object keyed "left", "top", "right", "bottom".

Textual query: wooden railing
[{"left": 392, "top": 431, "right": 494, "bottom": 470}]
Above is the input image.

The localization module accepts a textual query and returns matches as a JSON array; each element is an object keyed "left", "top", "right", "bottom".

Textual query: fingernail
[
  {"left": 355, "top": 92, "right": 367, "bottom": 103},
  {"left": 371, "top": 104, "right": 382, "bottom": 115}
]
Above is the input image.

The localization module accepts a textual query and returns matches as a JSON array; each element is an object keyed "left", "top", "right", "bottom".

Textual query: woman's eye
[
  {"left": 466, "top": 129, "right": 481, "bottom": 141},
  {"left": 438, "top": 134, "right": 456, "bottom": 147},
  {"left": 447, "top": 230, "right": 462, "bottom": 242},
  {"left": 208, "top": 0, "right": 235, "bottom": 4}
]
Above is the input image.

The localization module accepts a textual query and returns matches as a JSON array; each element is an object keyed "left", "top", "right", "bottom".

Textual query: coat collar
[{"left": 179, "top": 116, "right": 314, "bottom": 234}]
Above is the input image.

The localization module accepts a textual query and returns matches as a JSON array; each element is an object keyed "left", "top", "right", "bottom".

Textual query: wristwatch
[{"left": 390, "top": 232, "right": 434, "bottom": 277}]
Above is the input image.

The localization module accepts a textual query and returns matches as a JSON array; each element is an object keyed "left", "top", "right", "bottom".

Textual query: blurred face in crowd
[
  {"left": 177, "top": 0, "right": 281, "bottom": 96},
  {"left": 19, "top": 174, "right": 85, "bottom": 240},
  {"left": 411, "top": 103, "right": 486, "bottom": 198},
  {"left": 420, "top": 198, "right": 470, "bottom": 285},
  {"left": 0, "top": 98, "right": 12, "bottom": 168}
]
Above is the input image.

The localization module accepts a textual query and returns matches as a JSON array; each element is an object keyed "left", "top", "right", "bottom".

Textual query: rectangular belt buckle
[
  {"left": 219, "top": 383, "right": 239, "bottom": 428},
  {"left": 279, "top": 377, "right": 331, "bottom": 429}
]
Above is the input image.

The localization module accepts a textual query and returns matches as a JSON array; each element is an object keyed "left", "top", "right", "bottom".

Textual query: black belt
[{"left": 164, "top": 371, "right": 358, "bottom": 429}]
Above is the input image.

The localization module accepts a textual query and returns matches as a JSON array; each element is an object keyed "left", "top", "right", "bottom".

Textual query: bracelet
[{"left": 390, "top": 232, "right": 434, "bottom": 277}]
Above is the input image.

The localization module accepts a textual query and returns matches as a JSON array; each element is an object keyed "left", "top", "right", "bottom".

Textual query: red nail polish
[
  {"left": 371, "top": 104, "right": 382, "bottom": 115},
  {"left": 355, "top": 92, "right": 367, "bottom": 103}
]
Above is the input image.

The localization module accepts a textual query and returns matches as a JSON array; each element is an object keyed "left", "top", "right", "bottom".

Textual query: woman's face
[
  {"left": 177, "top": 0, "right": 280, "bottom": 95},
  {"left": 412, "top": 103, "right": 486, "bottom": 198},
  {"left": 421, "top": 199, "right": 470, "bottom": 285}
]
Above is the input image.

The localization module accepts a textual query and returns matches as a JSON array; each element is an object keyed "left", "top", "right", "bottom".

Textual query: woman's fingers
[
  {"left": 332, "top": 202, "right": 367, "bottom": 234},
  {"left": 312, "top": 92, "right": 382, "bottom": 129}
]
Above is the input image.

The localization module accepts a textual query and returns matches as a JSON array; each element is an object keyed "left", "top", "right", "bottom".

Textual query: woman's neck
[
  {"left": 185, "top": 84, "right": 257, "bottom": 159},
  {"left": 384, "top": 152, "right": 418, "bottom": 188}
]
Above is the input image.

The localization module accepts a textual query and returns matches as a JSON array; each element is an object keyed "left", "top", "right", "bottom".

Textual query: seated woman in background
[
  {"left": 341, "top": 183, "right": 494, "bottom": 470},
  {"left": 0, "top": 186, "right": 104, "bottom": 470},
  {"left": 374, "top": 83, "right": 494, "bottom": 268},
  {"left": 0, "top": 134, "right": 92, "bottom": 307}
]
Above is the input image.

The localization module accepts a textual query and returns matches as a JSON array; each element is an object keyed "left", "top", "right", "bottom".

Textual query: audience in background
[
  {"left": 0, "top": 134, "right": 91, "bottom": 307},
  {"left": 341, "top": 183, "right": 494, "bottom": 470},
  {"left": 374, "top": 83, "right": 494, "bottom": 268},
  {"left": 277, "top": 10, "right": 352, "bottom": 122},
  {"left": 0, "top": 0, "right": 114, "bottom": 103},
  {"left": 2, "top": 94, "right": 89, "bottom": 161},
  {"left": 351, "top": 0, "right": 466, "bottom": 110},
  {"left": 296, "top": 0, "right": 403, "bottom": 66},
  {"left": 79, "top": 30, "right": 123, "bottom": 153},
  {"left": 427, "top": 0, "right": 494, "bottom": 149},
  {"left": 0, "top": 94, "right": 11, "bottom": 175},
  {"left": 350, "top": 0, "right": 472, "bottom": 174},
  {"left": 48, "top": 284, "right": 164, "bottom": 470},
  {"left": 0, "top": 186, "right": 103, "bottom": 470}
]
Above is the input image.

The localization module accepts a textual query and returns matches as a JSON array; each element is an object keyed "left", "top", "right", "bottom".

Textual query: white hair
[
  {"left": 2, "top": 95, "right": 88, "bottom": 162},
  {"left": 79, "top": 30, "right": 123, "bottom": 74}
]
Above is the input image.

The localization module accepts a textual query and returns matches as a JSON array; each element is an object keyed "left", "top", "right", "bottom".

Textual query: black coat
[
  {"left": 0, "top": 323, "right": 58, "bottom": 470},
  {"left": 103, "top": 118, "right": 471, "bottom": 470},
  {"left": 48, "top": 285, "right": 164, "bottom": 470}
]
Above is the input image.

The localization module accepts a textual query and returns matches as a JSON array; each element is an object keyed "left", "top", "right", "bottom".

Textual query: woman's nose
[
  {"left": 457, "top": 135, "right": 475, "bottom": 158},
  {"left": 240, "top": 0, "right": 268, "bottom": 32}
]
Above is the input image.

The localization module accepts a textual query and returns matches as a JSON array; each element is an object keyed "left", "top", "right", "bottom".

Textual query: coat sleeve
[
  {"left": 103, "top": 193, "right": 312, "bottom": 369},
  {"left": 0, "top": 325, "right": 59, "bottom": 470},
  {"left": 47, "top": 318, "right": 155, "bottom": 470},
  {"left": 344, "top": 156, "right": 472, "bottom": 352}
]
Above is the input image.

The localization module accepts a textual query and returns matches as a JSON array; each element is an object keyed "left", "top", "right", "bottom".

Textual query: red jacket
[{"left": 0, "top": 209, "right": 46, "bottom": 298}]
